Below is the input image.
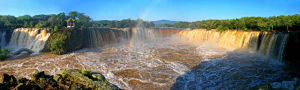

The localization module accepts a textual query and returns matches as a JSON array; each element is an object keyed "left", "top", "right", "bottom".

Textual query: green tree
[
  {"left": 283, "top": 16, "right": 293, "bottom": 31},
  {"left": 35, "top": 21, "right": 48, "bottom": 28},
  {"left": 216, "top": 25, "right": 229, "bottom": 32},
  {"left": 53, "top": 26, "right": 59, "bottom": 33},
  {"left": 49, "top": 39, "right": 65, "bottom": 55},
  {"left": 173, "top": 22, "right": 190, "bottom": 28},
  {"left": 68, "top": 11, "right": 78, "bottom": 19},
  {"left": 0, "top": 15, "right": 18, "bottom": 29}
]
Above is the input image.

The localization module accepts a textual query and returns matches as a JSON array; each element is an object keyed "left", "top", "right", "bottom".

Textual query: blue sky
[{"left": 0, "top": 0, "right": 299, "bottom": 21}]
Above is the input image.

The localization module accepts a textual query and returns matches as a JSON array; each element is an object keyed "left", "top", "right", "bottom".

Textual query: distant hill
[{"left": 152, "top": 20, "right": 179, "bottom": 25}]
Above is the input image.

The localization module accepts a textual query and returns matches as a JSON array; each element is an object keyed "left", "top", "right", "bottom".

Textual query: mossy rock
[
  {"left": 31, "top": 71, "right": 59, "bottom": 89},
  {"left": 54, "top": 69, "right": 121, "bottom": 90},
  {"left": 2, "top": 74, "right": 17, "bottom": 85},
  {"left": 0, "top": 69, "right": 121, "bottom": 90}
]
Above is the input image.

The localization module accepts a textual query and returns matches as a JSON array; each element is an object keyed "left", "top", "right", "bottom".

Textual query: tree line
[
  {"left": 91, "top": 19, "right": 154, "bottom": 28},
  {"left": 0, "top": 11, "right": 92, "bottom": 31},
  {"left": 0, "top": 12, "right": 155, "bottom": 31},
  {"left": 155, "top": 14, "right": 300, "bottom": 32}
]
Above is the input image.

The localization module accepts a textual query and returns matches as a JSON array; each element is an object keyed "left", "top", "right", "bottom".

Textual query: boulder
[{"left": 54, "top": 69, "right": 121, "bottom": 90}]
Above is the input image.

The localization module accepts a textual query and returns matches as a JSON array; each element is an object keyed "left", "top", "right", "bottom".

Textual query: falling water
[
  {"left": 0, "top": 31, "right": 7, "bottom": 48},
  {"left": 86, "top": 28, "right": 131, "bottom": 48},
  {"left": 178, "top": 29, "right": 289, "bottom": 61},
  {"left": 7, "top": 28, "right": 50, "bottom": 53},
  {"left": 85, "top": 28, "right": 182, "bottom": 48}
]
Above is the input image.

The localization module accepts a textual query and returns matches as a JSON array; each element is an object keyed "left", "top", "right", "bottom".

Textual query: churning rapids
[{"left": 0, "top": 28, "right": 290, "bottom": 89}]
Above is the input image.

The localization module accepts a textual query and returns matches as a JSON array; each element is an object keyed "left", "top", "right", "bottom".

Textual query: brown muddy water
[{"left": 0, "top": 37, "right": 286, "bottom": 90}]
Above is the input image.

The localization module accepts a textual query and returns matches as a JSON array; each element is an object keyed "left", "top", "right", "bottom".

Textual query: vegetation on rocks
[
  {"left": 0, "top": 69, "right": 121, "bottom": 90},
  {"left": 0, "top": 48, "right": 9, "bottom": 61},
  {"left": 47, "top": 29, "right": 69, "bottom": 55},
  {"left": 45, "top": 27, "right": 88, "bottom": 55}
]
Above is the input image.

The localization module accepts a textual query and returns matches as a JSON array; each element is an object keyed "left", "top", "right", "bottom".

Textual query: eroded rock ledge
[{"left": 0, "top": 69, "right": 121, "bottom": 90}]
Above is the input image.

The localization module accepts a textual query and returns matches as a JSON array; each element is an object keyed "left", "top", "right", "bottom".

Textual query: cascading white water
[
  {"left": 0, "top": 31, "right": 7, "bottom": 48},
  {"left": 85, "top": 28, "right": 180, "bottom": 48},
  {"left": 179, "top": 29, "right": 289, "bottom": 61},
  {"left": 7, "top": 28, "right": 50, "bottom": 53},
  {"left": 86, "top": 28, "right": 132, "bottom": 48}
]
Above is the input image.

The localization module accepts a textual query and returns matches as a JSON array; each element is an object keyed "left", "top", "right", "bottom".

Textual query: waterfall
[
  {"left": 0, "top": 27, "right": 291, "bottom": 62},
  {"left": 7, "top": 28, "right": 50, "bottom": 53},
  {"left": 86, "top": 28, "right": 132, "bottom": 48},
  {"left": 0, "top": 31, "right": 7, "bottom": 48},
  {"left": 85, "top": 28, "right": 183, "bottom": 48},
  {"left": 178, "top": 29, "right": 289, "bottom": 61}
]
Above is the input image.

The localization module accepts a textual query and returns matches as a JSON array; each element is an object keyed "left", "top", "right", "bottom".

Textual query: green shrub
[
  {"left": 0, "top": 55, "right": 9, "bottom": 61},
  {"left": 1, "top": 48, "right": 9, "bottom": 55},
  {"left": 46, "top": 28, "right": 69, "bottom": 55},
  {"left": 49, "top": 39, "right": 65, "bottom": 55},
  {"left": 80, "top": 70, "right": 92, "bottom": 76},
  {"left": 0, "top": 48, "right": 9, "bottom": 60},
  {"left": 216, "top": 25, "right": 229, "bottom": 32},
  {"left": 53, "top": 26, "right": 59, "bottom": 33}
]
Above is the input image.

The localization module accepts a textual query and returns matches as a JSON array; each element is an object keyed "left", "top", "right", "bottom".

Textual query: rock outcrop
[{"left": 0, "top": 69, "right": 121, "bottom": 90}]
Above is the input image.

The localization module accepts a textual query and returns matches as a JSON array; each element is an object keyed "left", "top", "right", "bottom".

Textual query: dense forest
[
  {"left": 0, "top": 11, "right": 89, "bottom": 30},
  {"left": 156, "top": 14, "right": 300, "bottom": 32},
  {"left": 0, "top": 12, "right": 153, "bottom": 31}
]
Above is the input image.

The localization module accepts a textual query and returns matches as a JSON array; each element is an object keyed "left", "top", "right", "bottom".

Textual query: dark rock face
[
  {"left": 284, "top": 32, "right": 300, "bottom": 76},
  {"left": 0, "top": 29, "right": 12, "bottom": 49},
  {"left": 0, "top": 69, "right": 121, "bottom": 90}
]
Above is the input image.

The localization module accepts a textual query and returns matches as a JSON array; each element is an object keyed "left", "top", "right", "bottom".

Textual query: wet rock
[
  {"left": 2, "top": 74, "right": 17, "bottom": 84},
  {"left": 31, "top": 71, "right": 59, "bottom": 89},
  {"left": 7, "top": 48, "right": 33, "bottom": 59},
  {"left": 11, "top": 48, "right": 34, "bottom": 55},
  {"left": 252, "top": 78, "right": 299, "bottom": 90},
  {"left": 14, "top": 82, "right": 41, "bottom": 90},
  {"left": 251, "top": 83, "right": 272, "bottom": 90},
  {"left": 281, "top": 81, "right": 296, "bottom": 90},
  {"left": 0, "top": 69, "right": 121, "bottom": 90},
  {"left": 92, "top": 73, "right": 106, "bottom": 81},
  {"left": 270, "top": 82, "right": 281, "bottom": 88},
  {"left": 0, "top": 74, "right": 18, "bottom": 89},
  {"left": 54, "top": 69, "right": 121, "bottom": 90}
]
